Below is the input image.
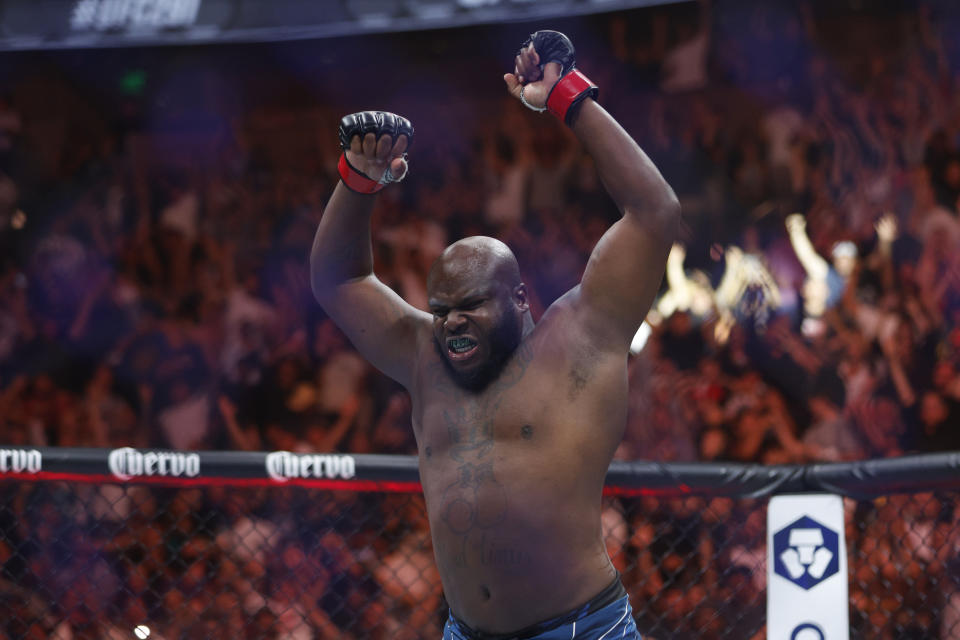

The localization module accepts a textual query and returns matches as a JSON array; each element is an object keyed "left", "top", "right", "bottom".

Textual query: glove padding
[
  {"left": 521, "top": 30, "right": 577, "bottom": 76},
  {"left": 338, "top": 111, "right": 414, "bottom": 151},
  {"left": 519, "top": 30, "right": 598, "bottom": 126},
  {"left": 337, "top": 111, "right": 413, "bottom": 194}
]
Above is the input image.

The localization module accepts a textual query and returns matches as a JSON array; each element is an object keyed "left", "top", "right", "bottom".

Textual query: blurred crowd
[{"left": 2, "top": 0, "right": 960, "bottom": 638}]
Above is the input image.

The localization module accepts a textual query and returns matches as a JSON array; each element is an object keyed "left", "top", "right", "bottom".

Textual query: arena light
[
  {"left": 629, "top": 321, "right": 651, "bottom": 354},
  {"left": 10, "top": 210, "right": 26, "bottom": 230},
  {"left": 119, "top": 69, "right": 147, "bottom": 95}
]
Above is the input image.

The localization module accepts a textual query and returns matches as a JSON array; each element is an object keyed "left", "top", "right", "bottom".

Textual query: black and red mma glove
[
  {"left": 337, "top": 111, "right": 414, "bottom": 194},
  {"left": 522, "top": 30, "right": 599, "bottom": 126}
]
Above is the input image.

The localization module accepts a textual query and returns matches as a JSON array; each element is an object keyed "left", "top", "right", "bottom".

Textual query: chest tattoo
[{"left": 432, "top": 341, "right": 535, "bottom": 567}]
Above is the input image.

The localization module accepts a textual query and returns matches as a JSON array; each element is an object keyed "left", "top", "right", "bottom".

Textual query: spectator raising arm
[{"left": 785, "top": 213, "right": 829, "bottom": 281}]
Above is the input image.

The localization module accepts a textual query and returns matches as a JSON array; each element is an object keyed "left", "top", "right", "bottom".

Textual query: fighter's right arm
[{"left": 310, "top": 114, "right": 430, "bottom": 390}]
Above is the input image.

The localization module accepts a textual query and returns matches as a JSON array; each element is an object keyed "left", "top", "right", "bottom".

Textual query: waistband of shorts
[{"left": 449, "top": 574, "right": 627, "bottom": 640}]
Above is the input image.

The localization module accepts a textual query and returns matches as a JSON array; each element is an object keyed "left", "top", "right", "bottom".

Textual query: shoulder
[
  {"left": 533, "top": 291, "right": 629, "bottom": 378},
  {"left": 538, "top": 286, "right": 629, "bottom": 356},
  {"left": 525, "top": 298, "right": 629, "bottom": 412}
]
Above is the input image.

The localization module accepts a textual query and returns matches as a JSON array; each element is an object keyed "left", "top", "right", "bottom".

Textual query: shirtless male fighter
[{"left": 310, "top": 30, "right": 678, "bottom": 640}]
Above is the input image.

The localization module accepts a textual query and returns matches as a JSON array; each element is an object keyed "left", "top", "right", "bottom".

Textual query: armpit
[{"left": 568, "top": 365, "right": 591, "bottom": 401}]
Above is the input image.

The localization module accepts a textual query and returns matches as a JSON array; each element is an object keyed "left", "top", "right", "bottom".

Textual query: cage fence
[{"left": 1, "top": 448, "right": 958, "bottom": 639}]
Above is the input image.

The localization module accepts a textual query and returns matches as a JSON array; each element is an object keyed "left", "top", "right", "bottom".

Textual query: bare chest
[
  {"left": 412, "top": 342, "right": 544, "bottom": 461},
  {"left": 407, "top": 339, "right": 624, "bottom": 621},
  {"left": 411, "top": 334, "right": 625, "bottom": 460}
]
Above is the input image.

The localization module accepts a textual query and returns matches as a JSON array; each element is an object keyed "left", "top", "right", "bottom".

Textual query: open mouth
[{"left": 446, "top": 336, "right": 479, "bottom": 360}]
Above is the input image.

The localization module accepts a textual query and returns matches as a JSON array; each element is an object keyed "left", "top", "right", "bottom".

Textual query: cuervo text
[
  {"left": 265, "top": 451, "right": 356, "bottom": 482},
  {"left": 0, "top": 449, "right": 42, "bottom": 474},
  {"left": 108, "top": 447, "right": 200, "bottom": 481}
]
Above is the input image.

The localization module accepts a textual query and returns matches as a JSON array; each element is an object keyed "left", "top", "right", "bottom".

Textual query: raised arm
[
  {"left": 310, "top": 113, "right": 430, "bottom": 389},
  {"left": 785, "top": 213, "right": 829, "bottom": 279},
  {"left": 505, "top": 32, "right": 679, "bottom": 349}
]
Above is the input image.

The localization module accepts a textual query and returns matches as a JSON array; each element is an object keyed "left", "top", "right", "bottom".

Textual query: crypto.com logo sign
[
  {"left": 791, "top": 622, "right": 826, "bottom": 640},
  {"left": 772, "top": 515, "right": 840, "bottom": 590}
]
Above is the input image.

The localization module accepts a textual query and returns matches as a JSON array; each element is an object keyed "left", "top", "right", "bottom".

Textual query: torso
[{"left": 410, "top": 300, "right": 628, "bottom": 633}]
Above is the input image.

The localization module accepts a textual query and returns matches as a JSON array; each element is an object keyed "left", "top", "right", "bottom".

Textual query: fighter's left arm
[
  {"left": 506, "top": 32, "right": 679, "bottom": 350},
  {"left": 571, "top": 99, "right": 679, "bottom": 348}
]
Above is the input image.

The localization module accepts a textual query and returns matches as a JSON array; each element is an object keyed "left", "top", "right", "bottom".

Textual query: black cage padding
[{"left": 2, "top": 447, "right": 958, "bottom": 498}]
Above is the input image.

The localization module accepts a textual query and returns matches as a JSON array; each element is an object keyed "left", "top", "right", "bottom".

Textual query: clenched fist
[{"left": 338, "top": 111, "right": 413, "bottom": 193}]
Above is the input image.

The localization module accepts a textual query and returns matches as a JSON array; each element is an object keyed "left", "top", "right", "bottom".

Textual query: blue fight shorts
[{"left": 443, "top": 577, "right": 642, "bottom": 640}]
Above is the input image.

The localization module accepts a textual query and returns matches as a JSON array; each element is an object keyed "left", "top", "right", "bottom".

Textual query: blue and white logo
[
  {"left": 791, "top": 622, "right": 826, "bottom": 639},
  {"left": 772, "top": 515, "right": 840, "bottom": 590}
]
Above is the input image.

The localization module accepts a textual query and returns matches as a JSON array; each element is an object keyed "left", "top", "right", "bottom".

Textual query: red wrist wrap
[
  {"left": 546, "top": 70, "right": 599, "bottom": 125},
  {"left": 338, "top": 154, "right": 384, "bottom": 194}
]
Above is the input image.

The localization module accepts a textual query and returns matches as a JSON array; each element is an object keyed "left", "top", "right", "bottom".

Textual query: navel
[
  {"left": 520, "top": 425, "right": 533, "bottom": 440},
  {"left": 425, "top": 445, "right": 432, "bottom": 459},
  {"left": 480, "top": 584, "right": 491, "bottom": 601}
]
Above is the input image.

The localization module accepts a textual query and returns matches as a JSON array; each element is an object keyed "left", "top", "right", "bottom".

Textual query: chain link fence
[{"left": 1, "top": 455, "right": 959, "bottom": 639}]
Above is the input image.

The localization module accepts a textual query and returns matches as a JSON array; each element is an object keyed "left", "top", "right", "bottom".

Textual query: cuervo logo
[
  {"left": 108, "top": 447, "right": 200, "bottom": 481},
  {"left": 0, "top": 448, "right": 42, "bottom": 474},
  {"left": 265, "top": 451, "right": 356, "bottom": 482}
]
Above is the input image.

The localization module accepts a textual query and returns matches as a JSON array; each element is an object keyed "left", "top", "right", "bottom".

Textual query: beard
[{"left": 436, "top": 311, "right": 523, "bottom": 392}]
